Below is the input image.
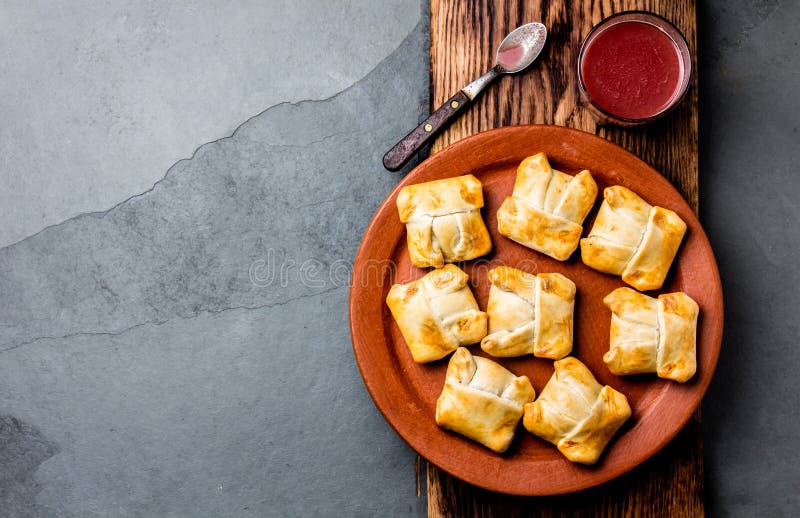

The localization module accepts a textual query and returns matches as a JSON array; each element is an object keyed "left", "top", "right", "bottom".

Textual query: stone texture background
[
  {"left": 0, "top": 0, "right": 418, "bottom": 248},
  {"left": 0, "top": 1, "right": 797, "bottom": 516},
  {"left": 699, "top": 1, "right": 800, "bottom": 516}
]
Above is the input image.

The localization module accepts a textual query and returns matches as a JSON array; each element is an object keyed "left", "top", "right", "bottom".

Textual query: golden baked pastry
[
  {"left": 581, "top": 186, "right": 687, "bottom": 291},
  {"left": 523, "top": 357, "right": 631, "bottom": 465},
  {"left": 436, "top": 347, "right": 536, "bottom": 453},
  {"left": 396, "top": 174, "right": 492, "bottom": 268},
  {"left": 386, "top": 264, "right": 487, "bottom": 363},
  {"left": 603, "top": 287, "right": 699, "bottom": 383},
  {"left": 497, "top": 153, "right": 597, "bottom": 260},
  {"left": 480, "top": 266, "right": 575, "bottom": 359}
]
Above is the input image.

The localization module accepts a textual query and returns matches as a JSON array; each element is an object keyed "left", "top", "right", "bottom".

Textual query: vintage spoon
[{"left": 383, "top": 22, "right": 547, "bottom": 171}]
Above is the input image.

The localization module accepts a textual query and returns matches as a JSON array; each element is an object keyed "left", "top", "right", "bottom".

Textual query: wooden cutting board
[{"left": 426, "top": 0, "right": 702, "bottom": 516}]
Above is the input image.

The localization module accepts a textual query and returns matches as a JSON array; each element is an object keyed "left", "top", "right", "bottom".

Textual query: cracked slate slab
[
  {"left": 0, "top": 18, "right": 428, "bottom": 517},
  {"left": 0, "top": 36, "right": 423, "bottom": 352},
  {"left": 0, "top": 0, "right": 419, "bottom": 249}
]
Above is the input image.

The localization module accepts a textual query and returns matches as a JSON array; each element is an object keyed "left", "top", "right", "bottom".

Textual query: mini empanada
[
  {"left": 497, "top": 153, "right": 597, "bottom": 260},
  {"left": 386, "top": 264, "right": 487, "bottom": 363},
  {"left": 397, "top": 174, "right": 492, "bottom": 268},
  {"left": 436, "top": 347, "right": 536, "bottom": 452},
  {"left": 581, "top": 186, "right": 687, "bottom": 291},
  {"left": 480, "top": 266, "right": 575, "bottom": 359},
  {"left": 603, "top": 287, "right": 699, "bottom": 382},
  {"left": 523, "top": 357, "right": 631, "bottom": 465}
]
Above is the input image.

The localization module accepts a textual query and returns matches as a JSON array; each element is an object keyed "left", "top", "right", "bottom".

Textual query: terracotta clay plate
[{"left": 349, "top": 125, "right": 722, "bottom": 496}]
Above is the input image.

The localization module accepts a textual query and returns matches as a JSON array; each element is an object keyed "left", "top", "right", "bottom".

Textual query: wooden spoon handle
[{"left": 382, "top": 91, "right": 470, "bottom": 171}]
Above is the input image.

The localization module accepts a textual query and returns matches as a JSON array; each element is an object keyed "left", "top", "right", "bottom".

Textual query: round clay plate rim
[{"left": 349, "top": 125, "right": 723, "bottom": 496}]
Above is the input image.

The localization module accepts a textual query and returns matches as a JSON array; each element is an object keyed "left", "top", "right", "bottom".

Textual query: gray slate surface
[
  {"left": 699, "top": 1, "right": 800, "bottom": 516},
  {"left": 0, "top": 13, "right": 427, "bottom": 518},
  {"left": 0, "top": 0, "right": 418, "bottom": 249},
  {"left": 1, "top": 0, "right": 799, "bottom": 516}
]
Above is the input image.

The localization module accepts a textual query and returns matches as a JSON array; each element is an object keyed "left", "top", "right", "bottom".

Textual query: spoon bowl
[{"left": 496, "top": 22, "right": 548, "bottom": 73}]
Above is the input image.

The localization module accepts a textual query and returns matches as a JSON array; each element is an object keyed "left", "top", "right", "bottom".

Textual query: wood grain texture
[
  {"left": 428, "top": 0, "right": 702, "bottom": 515},
  {"left": 430, "top": 0, "right": 698, "bottom": 211}
]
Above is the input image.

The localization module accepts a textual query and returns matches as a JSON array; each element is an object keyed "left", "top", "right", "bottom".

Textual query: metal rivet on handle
[
  {"left": 451, "top": 101, "right": 459, "bottom": 109},
  {"left": 424, "top": 124, "right": 433, "bottom": 132}
]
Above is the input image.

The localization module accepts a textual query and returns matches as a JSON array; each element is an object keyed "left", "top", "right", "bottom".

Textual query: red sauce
[
  {"left": 581, "top": 21, "right": 682, "bottom": 120},
  {"left": 497, "top": 45, "right": 525, "bottom": 70}
]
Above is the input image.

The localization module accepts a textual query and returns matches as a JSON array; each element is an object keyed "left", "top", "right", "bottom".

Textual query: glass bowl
[{"left": 577, "top": 11, "right": 692, "bottom": 126}]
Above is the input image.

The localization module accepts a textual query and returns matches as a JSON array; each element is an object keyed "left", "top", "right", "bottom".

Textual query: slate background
[{"left": 0, "top": 1, "right": 797, "bottom": 516}]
